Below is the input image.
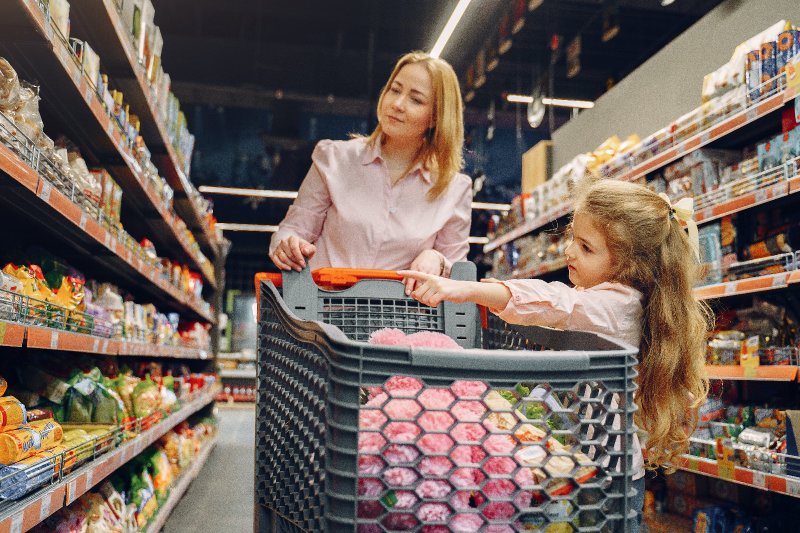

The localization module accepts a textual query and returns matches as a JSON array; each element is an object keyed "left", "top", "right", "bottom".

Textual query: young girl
[{"left": 400, "top": 178, "right": 711, "bottom": 530}]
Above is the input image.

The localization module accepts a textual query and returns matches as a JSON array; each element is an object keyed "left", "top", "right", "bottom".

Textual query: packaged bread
[{"left": 0, "top": 396, "right": 26, "bottom": 432}]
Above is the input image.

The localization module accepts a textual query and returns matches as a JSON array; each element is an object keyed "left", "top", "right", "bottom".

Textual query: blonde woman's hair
[
  {"left": 574, "top": 178, "right": 711, "bottom": 472},
  {"left": 367, "top": 51, "right": 465, "bottom": 200}
]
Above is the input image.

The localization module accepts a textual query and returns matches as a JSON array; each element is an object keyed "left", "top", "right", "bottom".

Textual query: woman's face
[{"left": 379, "top": 63, "right": 435, "bottom": 145}]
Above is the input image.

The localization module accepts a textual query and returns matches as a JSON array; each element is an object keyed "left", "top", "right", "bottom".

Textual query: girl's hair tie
[{"left": 658, "top": 193, "right": 700, "bottom": 261}]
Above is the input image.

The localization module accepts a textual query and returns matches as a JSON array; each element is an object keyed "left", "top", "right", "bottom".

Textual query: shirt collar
[{"left": 361, "top": 136, "right": 432, "bottom": 184}]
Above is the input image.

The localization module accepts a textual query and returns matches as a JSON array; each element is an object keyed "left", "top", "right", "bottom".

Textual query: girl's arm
[{"left": 397, "top": 270, "right": 511, "bottom": 310}]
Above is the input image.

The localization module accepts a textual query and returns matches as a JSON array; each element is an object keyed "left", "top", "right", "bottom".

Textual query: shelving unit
[
  {"left": 0, "top": 387, "right": 218, "bottom": 530},
  {"left": 0, "top": 1, "right": 221, "bottom": 530},
  {"left": 144, "top": 435, "right": 218, "bottom": 533},
  {"left": 67, "top": 0, "right": 219, "bottom": 259},
  {"left": 676, "top": 455, "right": 800, "bottom": 499}
]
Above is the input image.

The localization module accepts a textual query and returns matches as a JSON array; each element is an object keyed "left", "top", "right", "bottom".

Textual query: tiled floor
[{"left": 163, "top": 404, "right": 255, "bottom": 533}]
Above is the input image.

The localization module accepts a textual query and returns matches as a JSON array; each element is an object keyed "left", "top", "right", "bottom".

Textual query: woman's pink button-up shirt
[{"left": 270, "top": 138, "right": 473, "bottom": 272}]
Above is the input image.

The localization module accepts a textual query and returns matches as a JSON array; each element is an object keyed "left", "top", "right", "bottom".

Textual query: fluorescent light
[
  {"left": 506, "top": 94, "right": 533, "bottom": 103},
  {"left": 472, "top": 201, "right": 511, "bottom": 211},
  {"left": 468, "top": 236, "right": 490, "bottom": 244},
  {"left": 429, "top": 0, "right": 473, "bottom": 59},
  {"left": 215, "top": 223, "right": 279, "bottom": 232},
  {"left": 198, "top": 185, "right": 298, "bottom": 199},
  {"left": 542, "top": 97, "right": 594, "bottom": 109},
  {"left": 506, "top": 94, "right": 595, "bottom": 108}
]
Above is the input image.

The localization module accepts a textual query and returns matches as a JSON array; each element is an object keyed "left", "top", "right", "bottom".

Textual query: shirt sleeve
[
  {"left": 269, "top": 141, "right": 334, "bottom": 256},
  {"left": 493, "top": 279, "right": 634, "bottom": 336},
  {"left": 433, "top": 175, "right": 472, "bottom": 277}
]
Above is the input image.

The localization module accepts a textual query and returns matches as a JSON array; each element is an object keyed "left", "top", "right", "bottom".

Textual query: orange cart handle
[{"left": 255, "top": 268, "right": 404, "bottom": 291}]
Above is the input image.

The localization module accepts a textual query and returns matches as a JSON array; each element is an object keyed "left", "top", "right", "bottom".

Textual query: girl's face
[
  {"left": 379, "top": 63, "right": 435, "bottom": 145},
  {"left": 565, "top": 211, "right": 614, "bottom": 289}
]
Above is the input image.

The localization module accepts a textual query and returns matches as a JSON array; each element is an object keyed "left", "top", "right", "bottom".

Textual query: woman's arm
[
  {"left": 269, "top": 142, "right": 334, "bottom": 270},
  {"left": 431, "top": 175, "right": 473, "bottom": 276}
]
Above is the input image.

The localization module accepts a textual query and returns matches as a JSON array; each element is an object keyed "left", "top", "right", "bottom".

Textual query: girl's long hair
[
  {"left": 575, "top": 179, "right": 711, "bottom": 471},
  {"left": 367, "top": 51, "right": 464, "bottom": 200}
]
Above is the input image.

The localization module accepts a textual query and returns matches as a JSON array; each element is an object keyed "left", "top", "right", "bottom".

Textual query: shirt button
[{"left": 389, "top": 207, "right": 397, "bottom": 214}]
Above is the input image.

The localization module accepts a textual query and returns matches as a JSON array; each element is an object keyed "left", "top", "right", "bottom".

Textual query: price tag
[
  {"left": 50, "top": 331, "right": 59, "bottom": 350},
  {"left": 68, "top": 480, "right": 76, "bottom": 501},
  {"left": 102, "top": 340, "right": 109, "bottom": 353},
  {"left": 39, "top": 493, "right": 51, "bottom": 521},
  {"left": 755, "top": 188, "right": 768, "bottom": 203},
  {"left": 743, "top": 366, "right": 758, "bottom": 378},
  {"left": 701, "top": 131, "right": 711, "bottom": 145},
  {"left": 10, "top": 513, "right": 23, "bottom": 533},
  {"left": 717, "top": 439, "right": 736, "bottom": 480},
  {"left": 786, "top": 477, "right": 800, "bottom": 496},
  {"left": 79, "top": 212, "right": 87, "bottom": 231},
  {"left": 84, "top": 86, "right": 92, "bottom": 103},
  {"left": 104, "top": 232, "right": 111, "bottom": 248},
  {"left": 752, "top": 470, "right": 766, "bottom": 489},
  {"left": 0, "top": 322, "right": 6, "bottom": 345},
  {"left": 92, "top": 338, "right": 99, "bottom": 352},
  {"left": 746, "top": 107, "right": 758, "bottom": 122},
  {"left": 44, "top": 18, "right": 53, "bottom": 42},
  {"left": 724, "top": 282, "right": 738, "bottom": 295},
  {"left": 85, "top": 470, "right": 93, "bottom": 490},
  {"left": 772, "top": 273, "right": 788, "bottom": 287},
  {"left": 39, "top": 181, "right": 52, "bottom": 203},
  {"left": 687, "top": 456, "right": 699, "bottom": 471},
  {"left": 106, "top": 121, "right": 114, "bottom": 138},
  {"left": 703, "top": 207, "right": 713, "bottom": 220}
]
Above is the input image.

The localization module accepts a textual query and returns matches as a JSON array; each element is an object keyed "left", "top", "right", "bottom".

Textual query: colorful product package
[
  {"left": 0, "top": 397, "right": 27, "bottom": 432},
  {"left": 760, "top": 41, "right": 777, "bottom": 96},
  {"left": 777, "top": 30, "right": 799, "bottom": 87},
  {"left": 745, "top": 49, "right": 761, "bottom": 103}
]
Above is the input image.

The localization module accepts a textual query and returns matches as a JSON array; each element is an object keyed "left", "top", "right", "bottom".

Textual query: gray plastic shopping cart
[{"left": 255, "top": 263, "right": 638, "bottom": 533}]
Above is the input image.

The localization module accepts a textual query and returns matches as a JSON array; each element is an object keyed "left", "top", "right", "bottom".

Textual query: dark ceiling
[
  {"left": 150, "top": 0, "right": 725, "bottom": 278},
  {"left": 154, "top": 0, "right": 724, "bottom": 122}
]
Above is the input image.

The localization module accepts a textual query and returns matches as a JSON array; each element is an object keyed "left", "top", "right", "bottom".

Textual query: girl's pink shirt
[
  {"left": 494, "top": 280, "right": 643, "bottom": 348},
  {"left": 269, "top": 138, "right": 472, "bottom": 273},
  {"left": 494, "top": 278, "right": 646, "bottom": 480}
]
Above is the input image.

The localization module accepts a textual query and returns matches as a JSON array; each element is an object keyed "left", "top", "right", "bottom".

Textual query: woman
[{"left": 269, "top": 51, "right": 472, "bottom": 294}]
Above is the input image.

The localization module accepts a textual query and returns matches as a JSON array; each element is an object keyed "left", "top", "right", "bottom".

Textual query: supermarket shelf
[
  {"left": 219, "top": 368, "right": 256, "bottom": 379},
  {"left": 484, "top": 87, "right": 793, "bottom": 253},
  {"left": 676, "top": 455, "right": 800, "bottom": 498},
  {"left": 509, "top": 257, "right": 568, "bottom": 279},
  {"left": 2, "top": 320, "right": 210, "bottom": 358},
  {"left": 484, "top": 203, "right": 572, "bottom": 253},
  {"left": 217, "top": 351, "right": 256, "bottom": 362},
  {"left": 144, "top": 436, "right": 218, "bottom": 533},
  {"left": 695, "top": 176, "right": 799, "bottom": 225},
  {"left": 0, "top": 0, "right": 216, "bottom": 288},
  {"left": 0, "top": 320, "right": 26, "bottom": 347},
  {"left": 68, "top": 0, "right": 219, "bottom": 259},
  {"left": 705, "top": 365, "right": 799, "bottom": 382},
  {"left": 61, "top": 389, "right": 218, "bottom": 507},
  {"left": 693, "top": 271, "right": 800, "bottom": 301},
  {"left": 0, "top": 136, "right": 212, "bottom": 322},
  {"left": 0, "top": 387, "right": 218, "bottom": 532},
  {"left": 216, "top": 392, "right": 256, "bottom": 403}
]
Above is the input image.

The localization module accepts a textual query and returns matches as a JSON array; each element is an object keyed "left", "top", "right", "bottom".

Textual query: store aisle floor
[{"left": 163, "top": 404, "right": 255, "bottom": 533}]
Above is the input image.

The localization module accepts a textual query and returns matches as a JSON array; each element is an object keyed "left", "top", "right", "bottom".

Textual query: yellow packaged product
[
  {"left": 0, "top": 396, "right": 27, "bottom": 431},
  {"left": 0, "top": 427, "right": 40, "bottom": 464},
  {"left": 28, "top": 419, "right": 63, "bottom": 451},
  {"left": 0, "top": 376, "right": 7, "bottom": 396}
]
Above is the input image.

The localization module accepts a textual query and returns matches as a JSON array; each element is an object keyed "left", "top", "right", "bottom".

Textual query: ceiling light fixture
[
  {"left": 661, "top": 0, "right": 675, "bottom": 6},
  {"left": 198, "top": 185, "right": 298, "bottom": 199},
  {"left": 201, "top": 186, "right": 507, "bottom": 212},
  {"left": 215, "top": 223, "right": 280, "bottom": 232},
  {"left": 506, "top": 94, "right": 595, "bottom": 109},
  {"left": 471, "top": 201, "right": 511, "bottom": 211},
  {"left": 429, "top": 0, "right": 473, "bottom": 59}
]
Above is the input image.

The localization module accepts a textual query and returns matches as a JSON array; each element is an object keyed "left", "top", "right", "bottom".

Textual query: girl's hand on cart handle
[
  {"left": 398, "top": 270, "right": 471, "bottom": 306},
  {"left": 404, "top": 250, "right": 447, "bottom": 295},
  {"left": 270, "top": 235, "right": 316, "bottom": 271},
  {"left": 399, "top": 270, "right": 513, "bottom": 310}
]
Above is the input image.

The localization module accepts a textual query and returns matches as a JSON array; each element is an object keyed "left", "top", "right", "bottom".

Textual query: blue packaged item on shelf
[
  {"left": 693, "top": 506, "right": 728, "bottom": 533},
  {"left": 777, "top": 30, "right": 799, "bottom": 87},
  {"left": 0, "top": 448, "right": 60, "bottom": 500},
  {"left": 757, "top": 135, "right": 783, "bottom": 171},
  {"left": 698, "top": 223, "right": 723, "bottom": 285},
  {"left": 760, "top": 41, "right": 777, "bottom": 96}
]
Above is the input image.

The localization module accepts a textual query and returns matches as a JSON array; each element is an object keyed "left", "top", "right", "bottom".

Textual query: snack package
[
  {"left": 0, "top": 396, "right": 27, "bottom": 432},
  {"left": 131, "top": 375, "right": 160, "bottom": 418},
  {"left": 0, "top": 58, "right": 21, "bottom": 112}
]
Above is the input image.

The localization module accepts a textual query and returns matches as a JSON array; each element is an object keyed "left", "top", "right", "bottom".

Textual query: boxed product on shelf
[
  {"left": 760, "top": 40, "right": 778, "bottom": 97},
  {"left": 776, "top": 29, "right": 800, "bottom": 88},
  {"left": 701, "top": 20, "right": 789, "bottom": 103},
  {"left": 70, "top": 38, "right": 101, "bottom": 91},
  {"left": 49, "top": 0, "right": 71, "bottom": 40}
]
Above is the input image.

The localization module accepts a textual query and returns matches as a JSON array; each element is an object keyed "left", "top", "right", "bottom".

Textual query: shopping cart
[{"left": 255, "top": 264, "right": 639, "bottom": 533}]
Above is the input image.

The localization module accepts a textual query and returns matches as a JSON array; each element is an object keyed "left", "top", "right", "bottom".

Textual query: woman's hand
[
  {"left": 397, "top": 270, "right": 472, "bottom": 307},
  {"left": 270, "top": 235, "right": 317, "bottom": 271},
  {"left": 404, "top": 249, "right": 445, "bottom": 295}
]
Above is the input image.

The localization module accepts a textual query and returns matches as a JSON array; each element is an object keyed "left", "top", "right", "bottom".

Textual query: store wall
[{"left": 552, "top": 0, "right": 800, "bottom": 169}]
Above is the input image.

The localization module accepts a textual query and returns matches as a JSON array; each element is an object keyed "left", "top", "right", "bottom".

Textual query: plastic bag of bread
[{"left": 131, "top": 375, "right": 160, "bottom": 418}]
